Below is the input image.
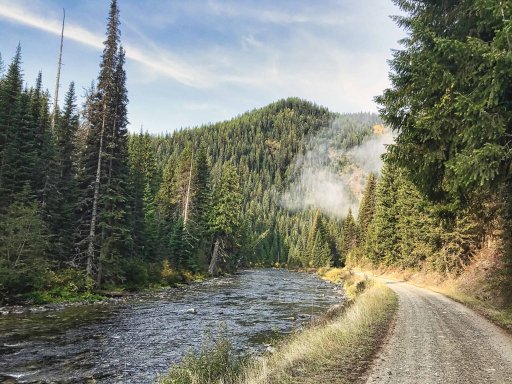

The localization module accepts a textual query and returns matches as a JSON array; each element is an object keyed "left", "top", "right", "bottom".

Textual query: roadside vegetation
[{"left": 157, "top": 273, "right": 398, "bottom": 384}]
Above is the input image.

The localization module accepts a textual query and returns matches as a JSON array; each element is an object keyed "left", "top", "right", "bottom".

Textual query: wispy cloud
[
  {"left": 0, "top": 0, "right": 404, "bottom": 133},
  {"left": 207, "top": 0, "right": 346, "bottom": 25},
  {"left": 0, "top": 1, "right": 206, "bottom": 87}
]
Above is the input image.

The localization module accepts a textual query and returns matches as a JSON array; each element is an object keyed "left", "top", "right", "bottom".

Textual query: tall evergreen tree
[
  {"left": 365, "top": 164, "right": 401, "bottom": 265},
  {"left": 208, "top": 163, "right": 242, "bottom": 274},
  {"left": 78, "top": 0, "right": 130, "bottom": 285},
  {"left": 377, "top": 0, "right": 512, "bottom": 292},
  {"left": 358, "top": 173, "right": 377, "bottom": 244},
  {"left": 341, "top": 208, "right": 358, "bottom": 260},
  {"left": 47, "top": 83, "right": 80, "bottom": 265},
  {"left": 0, "top": 45, "right": 23, "bottom": 207},
  {"left": 29, "top": 72, "right": 53, "bottom": 206}
]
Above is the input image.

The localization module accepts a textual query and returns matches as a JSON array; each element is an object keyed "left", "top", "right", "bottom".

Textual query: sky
[{"left": 0, "top": 0, "right": 405, "bottom": 134}]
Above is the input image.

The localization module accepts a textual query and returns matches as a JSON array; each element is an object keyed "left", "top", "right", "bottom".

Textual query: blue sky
[{"left": 0, "top": 0, "right": 404, "bottom": 134}]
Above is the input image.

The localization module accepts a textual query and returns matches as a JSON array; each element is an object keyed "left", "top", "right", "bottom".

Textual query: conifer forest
[
  {"left": 2, "top": 1, "right": 512, "bottom": 383},
  {"left": 1, "top": 0, "right": 511, "bottom": 310}
]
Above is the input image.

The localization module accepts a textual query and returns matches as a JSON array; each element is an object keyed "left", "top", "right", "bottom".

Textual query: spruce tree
[
  {"left": 29, "top": 72, "right": 53, "bottom": 206},
  {"left": 341, "top": 208, "right": 358, "bottom": 261},
  {"left": 78, "top": 0, "right": 131, "bottom": 285},
  {"left": 208, "top": 163, "right": 242, "bottom": 274},
  {"left": 0, "top": 45, "right": 23, "bottom": 207},
  {"left": 365, "top": 163, "right": 401, "bottom": 266},
  {"left": 47, "top": 83, "right": 79, "bottom": 266},
  {"left": 358, "top": 173, "right": 377, "bottom": 244},
  {"left": 396, "top": 170, "right": 438, "bottom": 269}
]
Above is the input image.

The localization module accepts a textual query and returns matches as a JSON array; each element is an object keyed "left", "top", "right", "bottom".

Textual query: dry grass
[
  {"left": 237, "top": 282, "right": 398, "bottom": 384},
  {"left": 317, "top": 267, "right": 349, "bottom": 284}
]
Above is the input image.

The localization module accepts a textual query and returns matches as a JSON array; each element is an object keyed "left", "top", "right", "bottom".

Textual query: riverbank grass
[
  {"left": 157, "top": 278, "right": 398, "bottom": 384},
  {"left": 239, "top": 281, "right": 397, "bottom": 384}
]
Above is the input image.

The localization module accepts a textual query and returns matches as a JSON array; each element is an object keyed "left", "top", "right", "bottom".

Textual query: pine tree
[
  {"left": 395, "top": 170, "right": 438, "bottom": 269},
  {"left": 29, "top": 72, "right": 53, "bottom": 206},
  {"left": 341, "top": 208, "right": 358, "bottom": 261},
  {"left": 0, "top": 45, "right": 23, "bottom": 207},
  {"left": 208, "top": 163, "right": 242, "bottom": 274},
  {"left": 78, "top": 0, "right": 131, "bottom": 285},
  {"left": 365, "top": 163, "right": 401, "bottom": 266},
  {"left": 10, "top": 90, "right": 38, "bottom": 196},
  {"left": 358, "top": 173, "right": 377, "bottom": 244},
  {"left": 188, "top": 148, "right": 212, "bottom": 270},
  {"left": 47, "top": 83, "right": 80, "bottom": 266},
  {"left": 377, "top": 0, "right": 512, "bottom": 289}
]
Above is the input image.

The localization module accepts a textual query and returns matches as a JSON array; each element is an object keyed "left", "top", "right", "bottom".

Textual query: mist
[{"left": 280, "top": 116, "right": 393, "bottom": 218}]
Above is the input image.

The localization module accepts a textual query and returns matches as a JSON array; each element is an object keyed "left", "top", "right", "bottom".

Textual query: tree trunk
[
  {"left": 183, "top": 152, "right": 193, "bottom": 225},
  {"left": 208, "top": 238, "right": 220, "bottom": 275},
  {"left": 97, "top": 110, "right": 117, "bottom": 287},
  {"left": 86, "top": 100, "right": 106, "bottom": 278},
  {"left": 51, "top": 9, "right": 65, "bottom": 132}
]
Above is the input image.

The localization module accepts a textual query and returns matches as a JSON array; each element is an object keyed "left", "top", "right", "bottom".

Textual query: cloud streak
[
  {"left": 0, "top": 2, "right": 205, "bottom": 87},
  {"left": 207, "top": 0, "right": 346, "bottom": 26}
]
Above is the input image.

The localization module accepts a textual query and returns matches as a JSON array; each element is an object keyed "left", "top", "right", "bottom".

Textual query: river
[{"left": 0, "top": 269, "right": 343, "bottom": 383}]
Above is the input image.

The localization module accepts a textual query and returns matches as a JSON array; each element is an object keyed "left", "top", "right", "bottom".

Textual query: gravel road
[{"left": 365, "top": 280, "right": 512, "bottom": 384}]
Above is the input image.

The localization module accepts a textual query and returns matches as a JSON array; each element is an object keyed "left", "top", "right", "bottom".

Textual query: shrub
[
  {"left": 122, "top": 258, "right": 149, "bottom": 289},
  {"left": 158, "top": 330, "right": 246, "bottom": 384},
  {"left": 161, "top": 259, "right": 181, "bottom": 285}
]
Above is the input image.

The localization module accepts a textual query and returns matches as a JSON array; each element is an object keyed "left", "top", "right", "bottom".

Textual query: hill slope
[{"left": 145, "top": 98, "right": 382, "bottom": 268}]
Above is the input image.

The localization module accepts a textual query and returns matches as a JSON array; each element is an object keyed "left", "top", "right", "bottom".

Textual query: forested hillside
[
  {"left": 145, "top": 104, "right": 381, "bottom": 270},
  {"left": 0, "top": 0, "right": 383, "bottom": 302},
  {"left": 347, "top": 0, "right": 512, "bottom": 306}
]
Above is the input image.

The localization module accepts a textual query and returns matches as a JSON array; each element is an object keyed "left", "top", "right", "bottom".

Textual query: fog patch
[{"left": 280, "top": 117, "right": 393, "bottom": 218}]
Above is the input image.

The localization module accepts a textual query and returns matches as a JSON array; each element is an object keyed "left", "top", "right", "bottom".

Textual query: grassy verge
[
  {"left": 157, "top": 274, "right": 398, "bottom": 384},
  {"left": 354, "top": 265, "right": 512, "bottom": 332}
]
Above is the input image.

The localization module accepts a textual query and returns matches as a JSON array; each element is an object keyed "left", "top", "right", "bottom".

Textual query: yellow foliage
[
  {"left": 372, "top": 124, "right": 388, "bottom": 135},
  {"left": 161, "top": 260, "right": 173, "bottom": 279},
  {"left": 317, "top": 267, "right": 350, "bottom": 284}
]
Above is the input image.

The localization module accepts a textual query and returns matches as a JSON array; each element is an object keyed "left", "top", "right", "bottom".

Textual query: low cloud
[
  {"left": 281, "top": 118, "right": 393, "bottom": 218},
  {"left": 347, "top": 129, "right": 394, "bottom": 174}
]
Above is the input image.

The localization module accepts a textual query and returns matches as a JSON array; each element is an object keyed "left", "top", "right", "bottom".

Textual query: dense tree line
[
  {"left": 0, "top": 1, "right": 242, "bottom": 300},
  {"left": 345, "top": 0, "right": 512, "bottom": 304}
]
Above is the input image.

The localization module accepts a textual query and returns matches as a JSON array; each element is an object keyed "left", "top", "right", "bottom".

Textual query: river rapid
[{"left": 0, "top": 269, "right": 343, "bottom": 383}]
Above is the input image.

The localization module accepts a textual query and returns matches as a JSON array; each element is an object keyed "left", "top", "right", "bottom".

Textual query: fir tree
[
  {"left": 78, "top": 0, "right": 131, "bottom": 286},
  {"left": 358, "top": 173, "right": 377, "bottom": 244},
  {"left": 47, "top": 83, "right": 80, "bottom": 266},
  {"left": 365, "top": 164, "right": 401, "bottom": 266},
  {"left": 0, "top": 45, "right": 23, "bottom": 207},
  {"left": 341, "top": 208, "right": 358, "bottom": 261},
  {"left": 208, "top": 163, "right": 242, "bottom": 274}
]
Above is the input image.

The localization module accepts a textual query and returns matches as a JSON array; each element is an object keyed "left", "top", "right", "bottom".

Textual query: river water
[{"left": 0, "top": 269, "right": 343, "bottom": 383}]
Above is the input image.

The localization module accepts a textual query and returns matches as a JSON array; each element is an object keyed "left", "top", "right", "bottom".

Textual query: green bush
[
  {"left": 121, "top": 258, "right": 149, "bottom": 289},
  {"left": 17, "top": 268, "right": 103, "bottom": 303},
  {"left": 160, "top": 259, "right": 182, "bottom": 286},
  {"left": 158, "top": 330, "right": 246, "bottom": 384}
]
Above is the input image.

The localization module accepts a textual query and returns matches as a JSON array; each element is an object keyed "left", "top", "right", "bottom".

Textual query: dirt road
[{"left": 365, "top": 280, "right": 512, "bottom": 383}]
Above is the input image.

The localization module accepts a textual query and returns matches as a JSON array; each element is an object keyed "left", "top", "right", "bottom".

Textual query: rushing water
[{"left": 0, "top": 269, "right": 343, "bottom": 383}]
